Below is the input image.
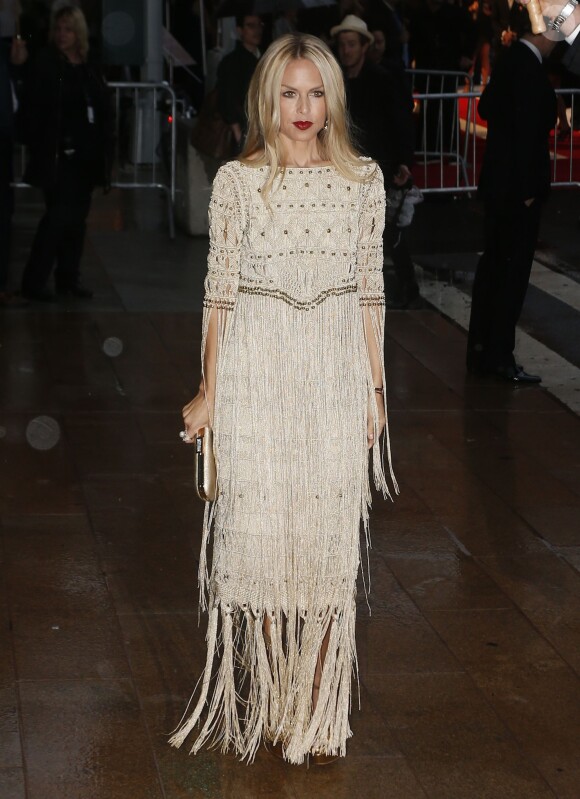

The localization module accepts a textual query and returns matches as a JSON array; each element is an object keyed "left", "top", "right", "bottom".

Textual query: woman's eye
[
  {"left": 282, "top": 91, "right": 295, "bottom": 98},
  {"left": 311, "top": 91, "right": 324, "bottom": 98}
]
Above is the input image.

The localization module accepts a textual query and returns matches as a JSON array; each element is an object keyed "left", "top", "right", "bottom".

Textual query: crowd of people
[{"left": 0, "top": 1, "right": 112, "bottom": 308}]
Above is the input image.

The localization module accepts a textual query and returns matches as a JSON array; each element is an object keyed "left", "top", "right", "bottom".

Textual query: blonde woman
[
  {"left": 171, "top": 33, "right": 397, "bottom": 765},
  {"left": 20, "top": 4, "right": 111, "bottom": 301}
]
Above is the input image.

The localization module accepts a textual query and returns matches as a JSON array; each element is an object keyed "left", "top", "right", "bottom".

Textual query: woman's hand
[
  {"left": 367, "top": 393, "right": 386, "bottom": 449},
  {"left": 181, "top": 391, "right": 210, "bottom": 444}
]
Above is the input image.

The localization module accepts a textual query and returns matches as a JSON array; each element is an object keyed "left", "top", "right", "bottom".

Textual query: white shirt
[{"left": 566, "top": 23, "right": 580, "bottom": 44}]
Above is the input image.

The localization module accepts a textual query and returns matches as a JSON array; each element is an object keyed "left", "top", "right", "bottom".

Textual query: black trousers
[
  {"left": 21, "top": 160, "right": 93, "bottom": 293},
  {"left": 467, "top": 198, "right": 543, "bottom": 370},
  {"left": 0, "top": 133, "right": 14, "bottom": 292},
  {"left": 384, "top": 224, "right": 419, "bottom": 302}
]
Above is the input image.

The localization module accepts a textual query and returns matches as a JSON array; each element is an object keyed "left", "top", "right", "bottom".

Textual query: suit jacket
[
  {"left": 562, "top": 35, "right": 580, "bottom": 76},
  {"left": 345, "top": 59, "right": 414, "bottom": 181},
  {"left": 478, "top": 42, "right": 556, "bottom": 204}
]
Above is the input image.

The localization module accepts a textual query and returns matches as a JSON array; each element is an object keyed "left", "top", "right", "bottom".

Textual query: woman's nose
[{"left": 297, "top": 94, "right": 310, "bottom": 114}]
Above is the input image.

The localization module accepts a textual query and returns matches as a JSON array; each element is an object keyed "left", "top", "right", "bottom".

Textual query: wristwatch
[{"left": 550, "top": 0, "right": 578, "bottom": 32}]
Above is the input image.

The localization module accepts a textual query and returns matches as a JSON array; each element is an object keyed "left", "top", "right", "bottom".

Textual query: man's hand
[{"left": 517, "top": 0, "right": 580, "bottom": 38}]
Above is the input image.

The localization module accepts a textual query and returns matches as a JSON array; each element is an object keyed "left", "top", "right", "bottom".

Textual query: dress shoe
[
  {"left": 310, "top": 748, "right": 340, "bottom": 766},
  {"left": 21, "top": 288, "right": 57, "bottom": 302},
  {"left": 56, "top": 284, "right": 94, "bottom": 299},
  {"left": 493, "top": 365, "right": 542, "bottom": 384}
]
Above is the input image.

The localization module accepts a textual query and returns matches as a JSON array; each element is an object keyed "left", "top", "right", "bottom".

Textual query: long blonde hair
[
  {"left": 50, "top": 4, "right": 89, "bottom": 62},
  {"left": 241, "top": 33, "right": 374, "bottom": 203}
]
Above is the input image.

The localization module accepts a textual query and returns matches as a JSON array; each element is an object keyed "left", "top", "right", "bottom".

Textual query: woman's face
[
  {"left": 278, "top": 58, "right": 327, "bottom": 145},
  {"left": 369, "top": 30, "right": 386, "bottom": 64},
  {"left": 53, "top": 17, "right": 78, "bottom": 56}
]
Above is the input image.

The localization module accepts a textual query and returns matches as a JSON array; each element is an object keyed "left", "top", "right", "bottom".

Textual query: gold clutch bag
[{"left": 194, "top": 427, "right": 217, "bottom": 502}]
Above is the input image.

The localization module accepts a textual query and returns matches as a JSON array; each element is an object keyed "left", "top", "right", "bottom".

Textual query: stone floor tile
[
  {"left": 62, "top": 412, "right": 143, "bottom": 448},
  {"left": 0, "top": 423, "right": 84, "bottom": 514},
  {"left": 110, "top": 358, "right": 188, "bottom": 412},
  {"left": 357, "top": 615, "right": 461, "bottom": 677},
  {"left": 0, "top": 568, "right": 16, "bottom": 690},
  {"left": 0, "top": 768, "right": 26, "bottom": 799},
  {"left": 19, "top": 679, "right": 163, "bottom": 799},
  {"left": 558, "top": 546, "right": 580, "bottom": 573},
  {"left": 476, "top": 554, "right": 580, "bottom": 673},
  {"left": 517, "top": 505, "right": 580, "bottom": 547},
  {"left": 283, "top": 755, "right": 429, "bottom": 799},
  {"left": 12, "top": 613, "right": 129, "bottom": 681},
  {"left": 384, "top": 552, "right": 512, "bottom": 611},
  {"left": 366, "top": 672, "right": 556, "bottom": 799},
  {"left": 3, "top": 516, "right": 113, "bottom": 620},
  {"left": 160, "top": 747, "right": 298, "bottom": 799},
  {"left": 101, "top": 548, "right": 198, "bottom": 615},
  {"left": 93, "top": 314, "right": 174, "bottom": 364},
  {"left": 425, "top": 609, "right": 580, "bottom": 798},
  {"left": 0, "top": 688, "right": 22, "bottom": 769},
  {"left": 437, "top": 508, "right": 547, "bottom": 556},
  {"left": 115, "top": 612, "right": 206, "bottom": 721},
  {"left": 372, "top": 515, "right": 460, "bottom": 559},
  {"left": 476, "top": 553, "right": 580, "bottom": 614}
]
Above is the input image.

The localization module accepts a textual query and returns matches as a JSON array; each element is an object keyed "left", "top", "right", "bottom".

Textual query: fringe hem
[{"left": 169, "top": 598, "right": 357, "bottom": 765}]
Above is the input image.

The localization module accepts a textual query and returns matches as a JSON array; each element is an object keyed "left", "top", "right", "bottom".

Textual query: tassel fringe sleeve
[
  {"left": 198, "top": 162, "right": 246, "bottom": 610},
  {"left": 356, "top": 165, "right": 398, "bottom": 501}
]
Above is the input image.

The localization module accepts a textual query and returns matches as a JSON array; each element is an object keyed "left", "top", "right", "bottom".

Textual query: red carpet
[{"left": 412, "top": 93, "right": 580, "bottom": 190}]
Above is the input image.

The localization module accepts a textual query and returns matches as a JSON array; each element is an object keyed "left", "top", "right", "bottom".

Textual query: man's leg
[
  {"left": 467, "top": 201, "right": 508, "bottom": 371},
  {"left": 21, "top": 189, "right": 62, "bottom": 297},
  {"left": 54, "top": 170, "right": 93, "bottom": 292},
  {"left": 385, "top": 225, "right": 420, "bottom": 307},
  {"left": 485, "top": 200, "right": 542, "bottom": 369}
]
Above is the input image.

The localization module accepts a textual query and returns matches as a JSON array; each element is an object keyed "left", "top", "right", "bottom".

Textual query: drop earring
[{"left": 323, "top": 119, "right": 329, "bottom": 131}]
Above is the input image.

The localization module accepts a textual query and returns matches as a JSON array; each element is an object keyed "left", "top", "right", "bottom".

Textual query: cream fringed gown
[{"left": 170, "top": 158, "right": 397, "bottom": 764}]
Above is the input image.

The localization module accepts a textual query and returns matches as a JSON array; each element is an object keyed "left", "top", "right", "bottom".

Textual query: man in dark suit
[{"left": 466, "top": 29, "right": 557, "bottom": 383}]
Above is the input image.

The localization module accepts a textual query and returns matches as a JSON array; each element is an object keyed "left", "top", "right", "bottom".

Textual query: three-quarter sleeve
[
  {"left": 356, "top": 164, "right": 397, "bottom": 501},
  {"left": 204, "top": 163, "right": 245, "bottom": 311},
  {"left": 356, "top": 165, "right": 386, "bottom": 308}
]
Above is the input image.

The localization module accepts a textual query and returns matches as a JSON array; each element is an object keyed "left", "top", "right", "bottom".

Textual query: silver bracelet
[{"left": 550, "top": 0, "right": 578, "bottom": 32}]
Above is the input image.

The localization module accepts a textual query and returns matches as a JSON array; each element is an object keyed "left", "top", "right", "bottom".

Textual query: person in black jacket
[
  {"left": 0, "top": 28, "right": 27, "bottom": 307},
  {"left": 20, "top": 4, "right": 112, "bottom": 302},
  {"left": 332, "top": 15, "right": 420, "bottom": 307},
  {"left": 216, "top": 11, "right": 263, "bottom": 153},
  {"left": 466, "top": 30, "right": 557, "bottom": 383}
]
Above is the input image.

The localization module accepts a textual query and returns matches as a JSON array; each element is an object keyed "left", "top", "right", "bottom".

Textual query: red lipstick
[{"left": 293, "top": 121, "right": 313, "bottom": 130}]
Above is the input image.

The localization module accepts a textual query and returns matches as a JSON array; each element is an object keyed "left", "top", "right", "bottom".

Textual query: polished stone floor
[{"left": 1, "top": 187, "right": 579, "bottom": 799}]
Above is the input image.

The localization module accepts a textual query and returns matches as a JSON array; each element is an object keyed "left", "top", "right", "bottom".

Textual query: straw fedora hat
[{"left": 330, "top": 15, "right": 375, "bottom": 44}]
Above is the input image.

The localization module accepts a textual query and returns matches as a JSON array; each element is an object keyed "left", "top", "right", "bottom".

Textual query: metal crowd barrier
[
  {"left": 411, "top": 86, "right": 580, "bottom": 194},
  {"left": 13, "top": 80, "right": 177, "bottom": 238},
  {"left": 108, "top": 81, "right": 177, "bottom": 238}
]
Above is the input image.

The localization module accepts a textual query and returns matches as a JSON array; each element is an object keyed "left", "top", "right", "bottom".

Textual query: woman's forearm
[
  {"left": 202, "top": 308, "right": 219, "bottom": 406},
  {"left": 363, "top": 306, "right": 383, "bottom": 388}
]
